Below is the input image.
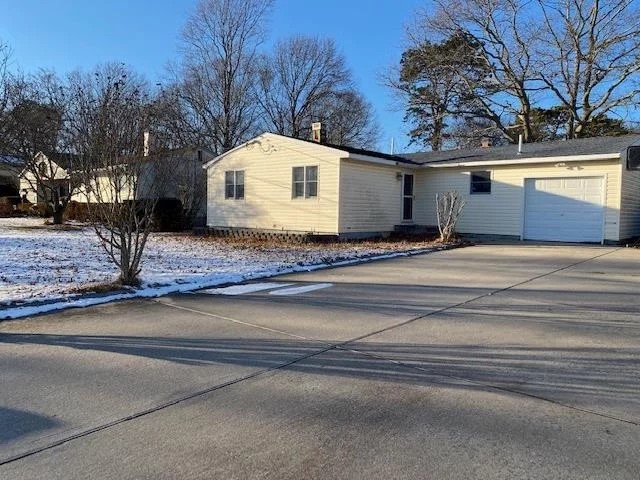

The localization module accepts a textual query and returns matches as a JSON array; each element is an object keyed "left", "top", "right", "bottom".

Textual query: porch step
[{"left": 394, "top": 224, "right": 438, "bottom": 234}]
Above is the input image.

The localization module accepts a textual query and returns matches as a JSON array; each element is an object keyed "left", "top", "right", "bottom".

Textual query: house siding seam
[
  {"left": 206, "top": 136, "right": 340, "bottom": 234},
  {"left": 414, "top": 159, "right": 622, "bottom": 241},
  {"left": 619, "top": 163, "right": 640, "bottom": 240}
]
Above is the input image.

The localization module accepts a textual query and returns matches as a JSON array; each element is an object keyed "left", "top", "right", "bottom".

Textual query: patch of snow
[
  {"left": 200, "top": 282, "right": 293, "bottom": 295},
  {"left": 269, "top": 283, "right": 333, "bottom": 296}
]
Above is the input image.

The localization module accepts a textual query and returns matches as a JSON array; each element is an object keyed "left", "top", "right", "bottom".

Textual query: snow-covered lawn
[{"left": 0, "top": 217, "right": 445, "bottom": 318}]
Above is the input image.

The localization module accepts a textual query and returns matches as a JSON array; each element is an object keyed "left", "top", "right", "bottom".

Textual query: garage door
[{"left": 524, "top": 177, "right": 604, "bottom": 242}]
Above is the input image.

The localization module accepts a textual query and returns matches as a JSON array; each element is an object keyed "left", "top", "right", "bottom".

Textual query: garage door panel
[{"left": 524, "top": 177, "right": 604, "bottom": 242}]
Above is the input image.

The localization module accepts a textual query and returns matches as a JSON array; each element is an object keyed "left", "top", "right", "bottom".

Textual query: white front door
[{"left": 523, "top": 177, "right": 604, "bottom": 242}]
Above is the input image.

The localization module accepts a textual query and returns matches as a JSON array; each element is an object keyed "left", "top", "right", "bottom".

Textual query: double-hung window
[
  {"left": 292, "top": 166, "right": 318, "bottom": 198},
  {"left": 470, "top": 170, "right": 491, "bottom": 194},
  {"left": 225, "top": 170, "right": 245, "bottom": 199}
]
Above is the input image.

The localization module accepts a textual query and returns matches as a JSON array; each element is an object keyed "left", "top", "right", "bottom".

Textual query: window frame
[
  {"left": 470, "top": 170, "right": 492, "bottom": 195},
  {"left": 292, "top": 165, "right": 319, "bottom": 199},
  {"left": 224, "top": 170, "right": 245, "bottom": 200}
]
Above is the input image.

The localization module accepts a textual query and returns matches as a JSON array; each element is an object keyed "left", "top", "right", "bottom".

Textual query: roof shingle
[{"left": 402, "top": 134, "right": 640, "bottom": 165}]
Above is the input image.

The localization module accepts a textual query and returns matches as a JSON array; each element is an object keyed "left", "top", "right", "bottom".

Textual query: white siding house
[
  {"left": 205, "top": 132, "right": 640, "bottom": 243},
  {"left": 19, "top": 152, "right": 72, "bottom": 204}
]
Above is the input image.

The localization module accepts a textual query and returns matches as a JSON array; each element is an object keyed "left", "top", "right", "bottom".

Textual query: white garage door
[{"left": 524, "top": 177, "right": 604, "bottom": 242}]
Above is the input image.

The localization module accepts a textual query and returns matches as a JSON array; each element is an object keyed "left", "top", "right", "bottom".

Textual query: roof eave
[
  {"left": 346, "top": 153, "right": 418, "bottom": 167},
  {"left": 420, "top": 152, "right": 621, "bottom": 168}
]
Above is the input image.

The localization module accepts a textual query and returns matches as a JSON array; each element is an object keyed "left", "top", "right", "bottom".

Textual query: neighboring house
[
  {"left": 204, "top": 129, "right": 640, "bottom": 244},
  {"left": 72, "top": 147, "right": 215, "bottom": 225},
  {"left": 19, "top": 146, "right": 212, "bottom": 209},
  {"left": 19, "top": 152, "right": 74, "bottom": 204}
]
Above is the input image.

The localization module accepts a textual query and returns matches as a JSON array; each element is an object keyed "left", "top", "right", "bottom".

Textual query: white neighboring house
[
  {"left": 71, "top": 147, "right": 215, "bottom": 225},
  {"left": 19, "top": 152, "right": 74, "bottom": 204},
  {"left": 19, "top": 148, "right": 213, "bottom": 223},
  {"left": 204, "top": 129, "right": 640, "bottom": 244}
]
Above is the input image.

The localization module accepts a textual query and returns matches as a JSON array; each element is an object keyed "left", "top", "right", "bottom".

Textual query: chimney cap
[{"left": 311, "top": 122, "right": 326, "bottom": 143}]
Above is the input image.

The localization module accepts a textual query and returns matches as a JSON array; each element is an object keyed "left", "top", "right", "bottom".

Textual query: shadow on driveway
[
  {"left": 1, "top": 333, "right": 637, "bottom": 421},
  {"left": 0, "top": 407, "right": 60, "bottom": 444}
]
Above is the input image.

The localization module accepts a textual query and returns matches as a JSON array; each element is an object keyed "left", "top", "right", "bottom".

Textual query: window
[
  {"left": 292, "top": 166, "right": 318, "bottom": 198},
  {"left": 225, "top": 170, "right": 245, "bottom": 199},
  {"left": 470, "top": 170, "right": 491, "bottom": 194},
  {"left": 627, "top": 146, "right": 640, "bottom": 170}
]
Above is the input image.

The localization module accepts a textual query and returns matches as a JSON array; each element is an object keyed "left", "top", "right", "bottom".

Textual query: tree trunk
[{"left": 52, "top": 208, "right": 64, "bottom": 225}]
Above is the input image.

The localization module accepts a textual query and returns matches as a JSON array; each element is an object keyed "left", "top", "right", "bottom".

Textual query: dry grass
[
  {"left": 182, "top": 233, "right": 444, "bottom": 251},
  {"left": 188, "top": 233, "right": 439, "bottom": 250},
  {"left": 69, "top": 281, "right": 129, "bottom": 295}
]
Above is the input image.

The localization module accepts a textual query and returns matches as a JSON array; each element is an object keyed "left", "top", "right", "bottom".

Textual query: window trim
[
  {"left": 470, "top": 170, "right": 492, "bottom": 195},
  {"left": 292, "top": 165, "right": 319, "bottom": 199},
  {"left": 224, "top": 170, "right": 245, "bottom": 200}
]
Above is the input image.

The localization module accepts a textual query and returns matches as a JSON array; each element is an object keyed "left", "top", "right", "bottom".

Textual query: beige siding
[
  {"left": 20, "top": 156, "right": 70, "bottom": 203},
  {"left": 71, "top": 174, "right": 135, "bottom": 203},
  {"left": 619, "top": 165, "right": 640, "bottom": 240},
  {"left": 207, "top": 135, "right": 340, "bottom": 234},
  {"left": 414, "top": 159, "right": 622, "bottom": 241},
  {"left": 338, "top": 160, "right": 412, "bottom": 233}
]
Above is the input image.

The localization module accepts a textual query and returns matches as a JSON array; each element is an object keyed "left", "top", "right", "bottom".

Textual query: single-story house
[
  {"left": 19, "top": 144, "right": 214, "bottom": 224},
  {"left": 203, "top": 130, "right": 640, "bottom": 244}
]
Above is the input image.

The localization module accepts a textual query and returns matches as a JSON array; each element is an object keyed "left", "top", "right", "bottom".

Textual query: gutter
[{"left": 420, "top": 153, "right": 621, "bottom": 168}]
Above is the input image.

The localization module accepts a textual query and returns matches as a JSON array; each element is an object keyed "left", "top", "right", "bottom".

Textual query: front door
[{"left": 402, "top": 174, "right": 414, "bottom": 221}]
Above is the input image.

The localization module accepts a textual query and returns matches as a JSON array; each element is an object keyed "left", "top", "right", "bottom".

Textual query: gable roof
[
  {"left": 203, "top": 132, "right": 419, "bottom": 169},
  {"left": 404, "top": 134, "right": 640, "bottom": 165},
  {"left": 36, "top": 151, "right": 81, "bottom": 171},
  {"left": 205, "top": 132, "right": 640, "bottom": 170}
]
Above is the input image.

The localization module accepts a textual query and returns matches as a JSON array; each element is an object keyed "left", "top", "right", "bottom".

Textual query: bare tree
[
  {"left": 67, "top": 64, "right": 175, "bottom": 285},
  {"left": 0, "top": 70, "right": 78, "bottom": 224},
  {"left": 412, "top": 0, "right": 543, "bottom": 143},
  {"left": 0, "top": 40, "right": 11, "bottom": 119},
  {"left": 255, "top": 35, "right": 354, "bottom": 139},
  {"left": 536, "top": 0, "right": 640, "bottom": 138},
  {"left": 310, "top": 90, "right": 381, "bottom": 149},
  {"left": 169, "top": 147, "right": 208, "bottom": 228},
  {"left": 436, "top": 191, "right": 466, "bottom": 242},
  {"left": 178, "top": 0, "right": 273, "bottom": 154}
]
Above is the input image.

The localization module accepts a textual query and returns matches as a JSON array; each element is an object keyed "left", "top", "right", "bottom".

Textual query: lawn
[{"left": 0, "top": 217, "right": 442, "bottom": 312}]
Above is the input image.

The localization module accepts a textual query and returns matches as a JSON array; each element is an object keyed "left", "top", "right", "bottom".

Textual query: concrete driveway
[{"left": 1, "top": 244, "right": 639, "bottom": 479}]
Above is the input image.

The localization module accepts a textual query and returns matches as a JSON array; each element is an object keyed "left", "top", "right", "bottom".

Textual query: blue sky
[{"left": 1, "top": 0, "right": 424, "bottom": 152}]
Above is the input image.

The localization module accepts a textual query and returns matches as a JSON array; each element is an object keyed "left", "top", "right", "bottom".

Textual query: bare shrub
[{"left": 436, "top": 190, "right": 466, "bottom": 242}]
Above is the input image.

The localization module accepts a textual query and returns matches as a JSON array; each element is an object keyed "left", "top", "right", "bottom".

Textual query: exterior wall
[
  {"left": 338, "top": 159, "right": 413, "bottom": 233},
  {"left": 206, "top": 135, "right": 341, "bottom": 234},
  {"left": 19, "top": 175, "right": 39, "bottom": 203},
  {"left": 414, "top": 159, "right": 622, "bottom": 241},
  {"left": 619, "top": 163, "right": 640, "bottom": 240},
  {"left": 71, "top": 174, "right": 135, "bottom": 203},
  {"left": 20, "top": 159, "right": 70, "bottom": 204}
]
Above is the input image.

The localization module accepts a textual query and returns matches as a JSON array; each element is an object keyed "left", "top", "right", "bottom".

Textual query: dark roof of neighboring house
[
  {"left": 151, "top": 146, "right": 217, "bottom": 163},
  {"left": 283, "top": 134, "right": 418, "bottom": 165},
  {"left": 39, "top": 152, "right": 81, "bottom": 170},
  {"left": 0, "top": 155, "right": 25, "bottom": 168},
  {"left": 403, "top": 134, "right": 640, "bottom": 165}
]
